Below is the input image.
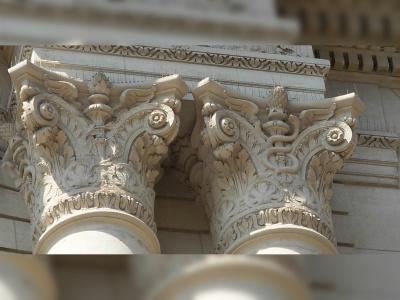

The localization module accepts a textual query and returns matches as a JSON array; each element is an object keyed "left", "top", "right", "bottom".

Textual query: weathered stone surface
[
  {"left": 192, "top": 78, "right": 364, "bottom": 253},
  {"left": 2, "top": 60, "right": 188, "bottom": 253}
]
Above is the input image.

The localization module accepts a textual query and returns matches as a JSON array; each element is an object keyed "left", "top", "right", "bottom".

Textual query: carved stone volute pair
[
  {"left": 192, "top": 78, "right": 364, "bottom": 253},
  {"left": 2, "top": 61, "right": 188, "bottom": 250}
]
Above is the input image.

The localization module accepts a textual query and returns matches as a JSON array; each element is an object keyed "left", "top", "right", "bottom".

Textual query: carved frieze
[
  {"left": 192, "top": 78, "right": 364, "bottom": 253},
  {"left": 35, "top": 45, "right": 330, "bottom": 77},
  {"left": 357, "top": 134, "right": 400, "bottom": 149},
  {"left": 2, "top": 60, "right": 188, "bottom": 244}
]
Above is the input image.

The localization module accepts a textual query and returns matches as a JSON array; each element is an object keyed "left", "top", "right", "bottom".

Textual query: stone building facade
[{"left": 0, "top": 45, "right": 399, "bottom": 255}]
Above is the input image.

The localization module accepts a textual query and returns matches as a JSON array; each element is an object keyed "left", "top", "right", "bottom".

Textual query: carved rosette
[
  {"left": 192, "top": 78, "right": 364, "bottom": 253},
  {"left": 3, "top": 61, "right": 188, "bottom": 245}
]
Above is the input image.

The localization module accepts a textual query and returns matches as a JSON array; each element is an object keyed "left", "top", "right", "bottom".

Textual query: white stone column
[
  {"left": 1, "top": 60, "right": 188, "bottom": 254},
  {"left": 192, "top": 78, "right": 364, "bottom": 254},
  {"left": 135, "top": 256, "right": 311, "bottom": 300},
  {"left": 0, "top": 256, "right": 57, "bottom": 300}
]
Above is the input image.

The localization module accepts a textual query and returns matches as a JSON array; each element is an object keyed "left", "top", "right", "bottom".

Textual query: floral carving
[
  {"left": 33, "top": 190, "right": 156, "bottom": 242},
  {"left": 88, "top": 72, "right": 110, "bottom": 95},
  {"left": 213, "top": 142, "right": 259, "bottom": 210},
  {"left": 220, "top": 118, "right": 237, "bottom": 136},
  {"left": 148, "top": 110, "right": 167, "bottom": 129},
  {"left": 357, "top": 134, "right": 400, "bottom": 149},
  {"left": 216, "top": 207, "right": 336, "bottom": 254},
  {"left": 46, "top": 45, "right": 331, "bottom": 77},
  {"left": 193, "top": 79, "right": 364, "bottom": 253},
  {"left": 3, "top": 61, "right": 188, "bottom": 247},
  {"left": 130, "top": 133, "right": 168, "bottom": 189},
  {"left": 326, "top": 128, "right": 344, "bottom": 145}
]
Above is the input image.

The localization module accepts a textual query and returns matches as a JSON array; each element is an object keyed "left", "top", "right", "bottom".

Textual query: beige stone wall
[
  {"left": 155, "top": 168, "right": 213, "bottom": 254},
  {"left": 0, "top": 170, "right": 31, "bottom": 253}
]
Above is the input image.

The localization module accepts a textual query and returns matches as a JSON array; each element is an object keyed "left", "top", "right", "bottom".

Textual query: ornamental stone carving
[
  {"left": 192, "top": 78, "right": 364, "bottom": 254},
  {"left": 2, "top": 60, "right": 188, "bottom": 252}
]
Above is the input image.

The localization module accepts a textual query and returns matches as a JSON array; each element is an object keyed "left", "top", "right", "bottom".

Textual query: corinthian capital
[
  {"left": 3, "top": 61, "right": 188, "bottom": 253},
  {"left": 192, "top": 78, "right": 364, "bottom": 254}
]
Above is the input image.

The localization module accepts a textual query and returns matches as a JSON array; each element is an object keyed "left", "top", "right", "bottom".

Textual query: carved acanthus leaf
[
  {"left": 130, "top": 133, "right": 168, "bottom": 188},
  {"left": 33, "top": 126, "right": 76, "bottom": 180},
  {"left": 5, "top": 62, "right": 188, "bottom": 248},
  {"left": 213, "top": 142, "right": 258, "bottom": 197},
  {"left": 192, "top": 79, "right": 363, "bottom": 253},
  {"left": 307, "top": 150, "right": 343, "bottom": 204},
  {"left": 216, "top": 207, "right": 336, "bottom": 254},
  {"left": 34, "top": 190, "right": 157, "bottom": 243}
]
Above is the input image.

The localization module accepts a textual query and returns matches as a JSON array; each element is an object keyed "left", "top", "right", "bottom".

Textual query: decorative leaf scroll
[
  {"left": 213, "top": 142, "right": 258, "bottom": 202},
  {"left": 34, "top": 190, "right": 156, "bottom": 243},
  {"left": 3, "top": 66, "right": 186, "bottom": 246},
  {"left": 357, "top": 134, "right": 400, "bottom": 149},
  {"left": 307, "top": 150, "right": 344, "bottom": 204},
  {"left": 194, "top": 80, "right": 362, "bottom": 252},
  {"left": 130, "top": 133, "right": 168, "bottom": 188},
  {"left": 34, "top": 126, "right": 76, "bottom": 185},
  {"left": 216, "top": 207, "right": 336, "bottom": 254},
  {"left": 51, "top": 45, "right": 331, "bottom": 76}
]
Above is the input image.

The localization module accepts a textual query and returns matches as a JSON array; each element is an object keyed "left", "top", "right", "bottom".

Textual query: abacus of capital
[{"left": 1, "top": 60, "right": 364, "bottom": 254}]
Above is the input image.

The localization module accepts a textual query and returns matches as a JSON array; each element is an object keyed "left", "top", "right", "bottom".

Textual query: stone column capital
[
  {"left": 192, "top": 78, "right": 364, "bottom": 253},
  {"left": 2, "top": 60, "right": 188, "bottom": 252}
]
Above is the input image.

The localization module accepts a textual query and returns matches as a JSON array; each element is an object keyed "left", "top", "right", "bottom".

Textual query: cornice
[
  {"left": 314, "top": 45, "right": 400, "bottom": 77},
  {"left": 338, "top": 45, "right": 400, "bottom": 54},
  {"left": 20, "top": 45, "right": 330, "bottom": 77}
]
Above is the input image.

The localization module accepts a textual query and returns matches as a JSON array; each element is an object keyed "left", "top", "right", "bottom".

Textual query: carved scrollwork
[
  {"left": 220, "top": 117, "right": 237, "bottom": 136},
  {"left": 192, "top": 79, "right": 363, "bottom": 253},
  {"left": 215, "top": 207, "right": 337, "bottom": 254},
  {"left": 357, "top": 134, "right": 400, "bottom": 149},
  {"left": 33, "top": 190, "right": 156, "bottom": 243},
  {"left": 326, "top": 127, "right": 344, "bottom": 145},
  {"left": 22, "top": 95, "right": 60, "bottom": 132},
  {"left": 4, "top": 61, "right": 189, "bottom": 248},
  {"left": 49, "top": 45, "right": 331, "bottom": 77},
  {"left": 148, "top": 110, "right": 167, "bottom": 129}
]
